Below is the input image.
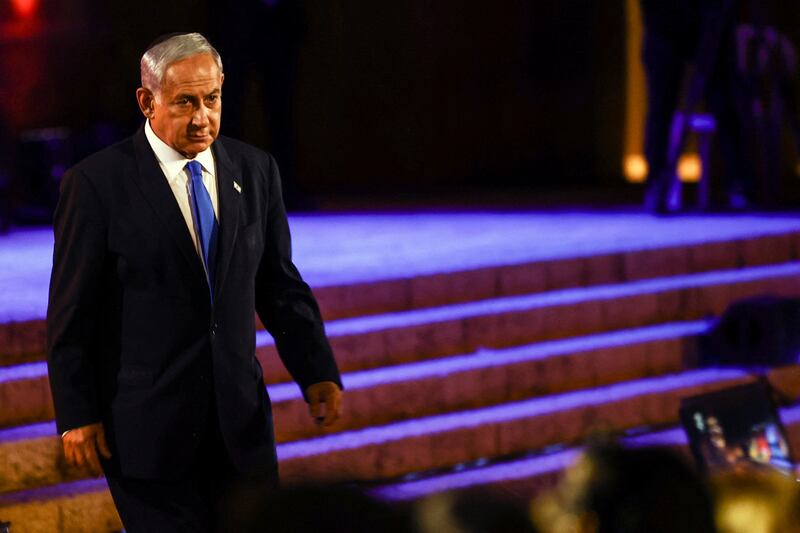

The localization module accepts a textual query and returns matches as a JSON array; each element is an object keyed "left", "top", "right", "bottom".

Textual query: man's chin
[{"left": 181, "top": 137, "right": 215, "bottom": 157}]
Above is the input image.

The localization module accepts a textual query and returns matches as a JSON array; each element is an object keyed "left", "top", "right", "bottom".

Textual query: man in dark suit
[{"left": 46, "top": 32, "right": 342, "bottom": 532}]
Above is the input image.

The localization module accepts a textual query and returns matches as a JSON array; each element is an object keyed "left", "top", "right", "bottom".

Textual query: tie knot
[{"left": 186, "top": 160, "right": 204, "bottom": 182}]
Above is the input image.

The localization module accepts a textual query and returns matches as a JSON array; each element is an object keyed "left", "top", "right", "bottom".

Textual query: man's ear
[{"left": 136, "top": 88, "right": 156, "bottom": 119}]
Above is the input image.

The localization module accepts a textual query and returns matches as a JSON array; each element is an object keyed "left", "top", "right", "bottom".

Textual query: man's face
[{"left": 138, "top": 53, "right": 223, "bottom": 158}]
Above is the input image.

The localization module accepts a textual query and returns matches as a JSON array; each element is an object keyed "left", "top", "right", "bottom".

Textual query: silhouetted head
[
  {"left": 230, "top": 484, "right": 413, "bottom": 533},
  {"left": 534, "top": 443, "right": 717, "bottom": 533}
]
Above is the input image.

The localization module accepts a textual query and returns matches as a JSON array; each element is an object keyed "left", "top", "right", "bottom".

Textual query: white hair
[{"left": 140, "top": 32, "right": 223, "bottom": 95}]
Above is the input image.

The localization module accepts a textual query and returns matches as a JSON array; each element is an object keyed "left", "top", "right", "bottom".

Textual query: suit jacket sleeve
[
  {"left": 254, "top": 155, "right": 342, "bottom": 396},
  {"left": 46, "top": 168, "right": 107, "bottom": 434}
]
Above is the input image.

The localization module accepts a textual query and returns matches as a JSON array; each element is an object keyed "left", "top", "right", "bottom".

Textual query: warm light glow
[
  {"left": 624, "top": 154, "right": 648, "bottom": 183},
  {"left": 624, "top": 0, "right": 647, "bottom": 183},
  {"left": 625, "top": 153, "right": 703, "bottom": 184},
  {"left": 11, "top": 0, "right": 38, "bottom": 18},
  {"left": 677, "top": 153, "right": 702, "bottom": 183}
]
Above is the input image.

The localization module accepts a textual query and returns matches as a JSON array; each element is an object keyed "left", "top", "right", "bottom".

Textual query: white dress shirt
[{"left": 144, "top": 119, "right": 220, "bottom": 257}]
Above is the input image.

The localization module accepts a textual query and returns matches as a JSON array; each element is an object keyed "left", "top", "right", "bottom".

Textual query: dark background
[
  {"left": 0, "top": 1, "right": 625, "bottom": 197},
  {"left": 1, "top": 0, "right": 799, "bottom": 213}
]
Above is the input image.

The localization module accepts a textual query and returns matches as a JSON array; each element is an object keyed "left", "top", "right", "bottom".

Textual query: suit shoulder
[{"left": 217, "top": 136, "right": 276, "bottom": 168}]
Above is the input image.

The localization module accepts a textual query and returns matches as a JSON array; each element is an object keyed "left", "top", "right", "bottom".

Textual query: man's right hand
[{"left": 61, "top": 422, "right": 112, "bottom": 477}]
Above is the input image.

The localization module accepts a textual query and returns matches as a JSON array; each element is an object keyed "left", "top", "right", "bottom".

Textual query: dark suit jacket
[{"left": 46, "top": 126, "right": 341, "bottom": 480}]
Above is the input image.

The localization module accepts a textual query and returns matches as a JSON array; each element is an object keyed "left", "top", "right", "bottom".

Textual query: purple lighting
[
  {"left": 3, "top": 212, "right": 800, "bottom": 323},
  {"left": 276, "top": 368, "right": 750, "bottom": 461},
  {"left": 257, "top": 260, "right": 800, "bottom": 353},
  {"left": 3, "top": 207, "right": 800, "bottom": 520},
  {"left": 268, "top": 321, "right": 709, "bottom": 402},
  {"left": 371, "top": 405, "right": 800, "bottom": 501},
  {"left": 371, "top": 448, "right": 581, "bottom": 501}
]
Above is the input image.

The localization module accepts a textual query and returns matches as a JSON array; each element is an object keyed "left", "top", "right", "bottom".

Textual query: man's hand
[
  {"left": 305, "top": 381, "right": 342, "bottom": 427},
  {"left": 61, "top": 422, "right": 112, "bottom": 477}
]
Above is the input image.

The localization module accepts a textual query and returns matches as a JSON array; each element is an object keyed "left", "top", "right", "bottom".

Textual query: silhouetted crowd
[{"left": 218, "top": 442, "right": 800, "bottom": 533}]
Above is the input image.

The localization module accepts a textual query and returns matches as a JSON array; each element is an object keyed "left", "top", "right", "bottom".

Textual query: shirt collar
[{"left": 144, "top": 119, "right": 216, "bottom": 182}]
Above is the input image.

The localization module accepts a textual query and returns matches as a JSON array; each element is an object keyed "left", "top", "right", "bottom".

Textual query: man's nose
[{"left": 191, "top": 105, "right": 210, "bottom": 127}]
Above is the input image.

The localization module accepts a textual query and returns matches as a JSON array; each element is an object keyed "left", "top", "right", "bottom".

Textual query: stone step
[
  {"left": 272, "top": 321, "right": 705, "bottom": 441},
  {"left": 17, "top": 321, "right": 800, "bottom": 447},
  {"left": 0, "top": 319, "right": 46, "bottom": 367},
  {"left": 6, "top": 257, "right": 800, "bottom": 436},
  {"left": 276, "top": 367, "right": 800, "bottom": 484},
  {"left": 6, "top": 362, "right": 800, "bottom": 496},
  {"left": 371, "top": 404, "right": 800, "bottom": 503},
  {"left": 2, "top": 230, "right": 797, "bottom": 367},
  {"left": 3, "top": 372, "right": 799, "bottom": 533},
  {"left": 0, "top": 321, "right": 705, "bottom": 434},
  {"left": 276, "top": 331, "right": 799, "bottom": 442},
  {"left": 0, "top": 478, "right": 120, "bottom": 533},
  {"left": 256, "top": 261, "right": 800, "bottom": 383},
  {"left": 311, "top": 231, "right": 798, "bottom": 320},
  {"left": 0, "top": 363, "right": 54, "bottom": 430},
  {"left": 0, "top": 367, "right": 769, "bottom": 495}
]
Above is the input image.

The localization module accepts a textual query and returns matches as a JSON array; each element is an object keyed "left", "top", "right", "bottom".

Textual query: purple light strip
[
  {"left": 3, "top": 382, "right": 799, "bottom": 502},
  {"left": 371, "top": 449, "right": 581, "bottom": 501},
  {"left": 256, "top": 262, "right": 800, "bottom": 348},
  {"left": 287, "top": 213, "right": 800, "bottom": 285},
  {"left": 0, "top": 477, "right": 109, "bottom": 506},
  {"left": 4, "top": 380, "right": 793, "bottom": 451},
  {"left": 4, "top": 215, "right": 800, "bottom": 322},
  {"left": 623, "top": 427, "right": 687, "bottom": 447},
  {"left": 373, "top": 403, "right": 800, "bottom": 501},
  {"left": 321, "top": 262, "right": 800, "bottom": 335},
  {"left": 0, "top": 322, "right": 707, "bottom": 413},
  {"left": 780, "top": 404, "right": 800, "bottom": 424},
  {"left": 267, "top": 321, "right": 709, "bottom": 403},
  {"left": 0, "top": 421, "right": 55, "bottom": 443},
  {"left": 276, "top": 368, "right": 749, "bottom": 460},
  {"left": 0, "top": 361, "right": 47, "bottom": 384}
]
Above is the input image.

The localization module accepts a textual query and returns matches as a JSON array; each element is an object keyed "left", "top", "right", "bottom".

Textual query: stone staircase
[
  {"left": 372, "top": 403, "right": 800, "bottom": 503},
  {"left": 2, "top": 230, "right": 800, "bottom": 532}
]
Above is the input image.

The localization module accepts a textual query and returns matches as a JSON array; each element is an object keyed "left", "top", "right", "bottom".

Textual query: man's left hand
[{"left": 305, "top": 381, "right": 342, "bottom": 427}]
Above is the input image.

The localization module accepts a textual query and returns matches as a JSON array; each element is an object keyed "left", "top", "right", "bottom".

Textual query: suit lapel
[
  {"left": 131, "top": 126, "right": 207, "bottom": 284},
  {"left": 211, "top": 139, "right": 241, "bottom": 299}
]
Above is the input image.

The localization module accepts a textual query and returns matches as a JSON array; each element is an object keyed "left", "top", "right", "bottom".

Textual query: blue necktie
[{"left": 186, "top": 160, "right": 218, "bottom": 292}]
